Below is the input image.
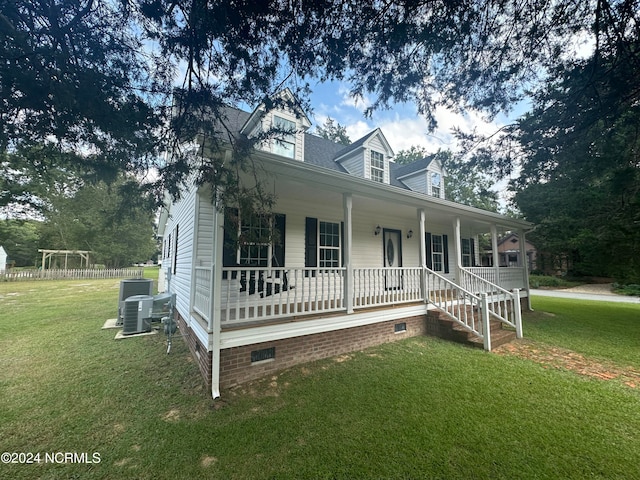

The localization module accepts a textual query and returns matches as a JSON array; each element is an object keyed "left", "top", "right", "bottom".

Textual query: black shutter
[
  {"left": 425, "top": 233, "right": 432, "bottom": 269},
  {"left": 470, "top": 239, "right": 476, "bottom": 267},
  {"left": 273, "top": 214, "right": 286, "bottom": 268},
  {"left": 305, "top": 217, "right": 318, "bottom": 267},
  {"left": 223, "top": 208, "right": 238, "bottom": 269},
  {"left": 172, "top": 225, "right": 179, "bottom": 275},
  {"left": 340, "top": 221, "right": 345, "bottom": 267},
  {"left": 443, "top": 234, "right": 449, "bottom": 274}
]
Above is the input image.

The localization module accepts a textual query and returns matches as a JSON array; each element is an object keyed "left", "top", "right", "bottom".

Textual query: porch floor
[{"left": 220, "top": 301, "right": 427, "bottom": 331}]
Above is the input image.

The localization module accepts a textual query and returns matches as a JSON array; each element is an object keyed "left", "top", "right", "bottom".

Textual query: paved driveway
[{"left": 530, "top": 286, "right": 640, "bottom": 304}]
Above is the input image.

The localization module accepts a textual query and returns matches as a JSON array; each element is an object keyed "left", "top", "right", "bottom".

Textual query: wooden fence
[{"left": 0, "top": 268, "right": 144, "bottom": 281}]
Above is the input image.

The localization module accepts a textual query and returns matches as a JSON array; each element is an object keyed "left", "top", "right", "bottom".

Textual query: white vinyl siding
[
  {"left": 401, "top": 172, "right": 428, "bottom": 194},
  {"left": 340, "top": 152, "right": 365, "bottom": 177}
]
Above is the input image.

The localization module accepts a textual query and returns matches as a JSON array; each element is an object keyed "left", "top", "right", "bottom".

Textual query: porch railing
[
  {"left": 352, "top": 267, "right": 423, "bottom": 308},
  {"left": 194, "top": 266, "right": 213, "bottom": 322},
  {"left": 205, "top": 265, "right": 523, "bottom": 350},
  {"left": 221, "top": 267, "right": 345, "bottom": 324},
  {"left": 460, "top": 268, "right": 523, "bottom": 346},
  {"left": 464, "top": 267, "right": 526, "bottom": 292}
]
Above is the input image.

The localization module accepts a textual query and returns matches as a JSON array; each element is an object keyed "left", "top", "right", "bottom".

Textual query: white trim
[
  {"left": 187, "top": 314, "right": 209, "bottom": 348},
  {"left": 219, "top": 304, "right": 428, "bottom": 349}
]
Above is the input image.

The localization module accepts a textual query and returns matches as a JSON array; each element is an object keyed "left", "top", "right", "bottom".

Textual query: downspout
[{"left": 210, "top": 198, "right": 223, "bottom": 399}]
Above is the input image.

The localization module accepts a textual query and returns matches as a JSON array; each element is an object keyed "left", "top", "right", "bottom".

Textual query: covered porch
[{"left": 187, "top": 155, "right": 531, "bottom": 353}]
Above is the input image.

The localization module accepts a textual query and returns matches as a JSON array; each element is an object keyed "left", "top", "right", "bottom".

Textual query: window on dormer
[
  {"left": 371, "top": 151, "right": 385, "bottom": 183},
  {"left": 431, "top": 172, "right": 441, "bottom": 197},
  {"left": 273, "top": 115, "right": 296, "bottom": 158}
]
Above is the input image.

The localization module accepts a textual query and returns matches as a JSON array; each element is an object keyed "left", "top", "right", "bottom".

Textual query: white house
[
  {"left": 158, "top": 91, "right": 532, "bottom": 398},
  {"left": 0, "top": 246, "right": 7, "bottom": 274}
]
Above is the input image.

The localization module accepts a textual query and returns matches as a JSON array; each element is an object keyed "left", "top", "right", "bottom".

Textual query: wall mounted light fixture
[
  {"left": 407, "top": 229, "right": 413, "bottom": 239},
  {"left": 374, "top": 225, "right": 382, "bottom": 236}
]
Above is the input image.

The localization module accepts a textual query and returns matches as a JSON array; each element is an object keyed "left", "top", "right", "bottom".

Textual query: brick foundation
[
  {"left": 176, "top": 311, "right": 429, "bottom": 391},
  {"left": 219, "top": 315, "right": 427, "bottom": 389},
  {"left": 176, "top": 313, "right": 212, "bottom": 387}
]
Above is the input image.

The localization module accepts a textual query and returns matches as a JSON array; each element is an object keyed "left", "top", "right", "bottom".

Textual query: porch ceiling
[
  {"left": 274, "top": 172, "right": 514, "bottom": 235},
  {"left": 240, "top": 151, "right": 532, "bottom": 234}
]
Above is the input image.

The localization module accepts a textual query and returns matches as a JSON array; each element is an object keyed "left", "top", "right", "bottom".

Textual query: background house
[
  {"left": 0, "top": 246, "right": 7, "bottom": 274},
  {"left": 481, "top": 233, "right": 537, "bottom": 271}
]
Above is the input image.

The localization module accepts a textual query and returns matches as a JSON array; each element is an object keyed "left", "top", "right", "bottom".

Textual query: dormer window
[
  {"left": 371, "top": 151, "right": 385, "bottom": 183},
  {"left": 431, "top": 172, "right": 442, "bottom": 197},
  {"left": 273, "top": 115, "right": 296, "bottom": 158}
]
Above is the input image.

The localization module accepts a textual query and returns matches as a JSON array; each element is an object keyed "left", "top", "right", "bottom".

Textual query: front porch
[{"left": 193, "top": 264, "right": 527, "bottom": 350}]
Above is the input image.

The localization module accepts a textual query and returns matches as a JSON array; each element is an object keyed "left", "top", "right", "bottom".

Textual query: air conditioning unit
[
  {"left": 118, "top": 279, "right": 153, "bottom": 325},
  {"left": 122, "top": 295, "right": 154, "bottom": 335},
  {"left": 150, "top": 292, "right": 176, "bottom": 320}
]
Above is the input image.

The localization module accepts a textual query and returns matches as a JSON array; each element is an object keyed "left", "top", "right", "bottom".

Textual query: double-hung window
[
  {"left": 223, "top": 208, "right": 286, "bottom": 268},
  {"left": 431, "top": 172, "right": 441, "bottom": 198},
  {"left": 431, "top": 234, "right": 444, "bottom": 271},
  {"left": 370, "top": 151, "right": 385, "bottom": 183},
  {"left": 273, "top": 115, "right": 296, "bottom": 158},
  {"left": 461, "top": 238, "right": 472, "bottom": 268},
  {"left": 239, "top": 214, "right": 271, "bottom": 267},
  {"left": 319, "top": 221, "right": 340, "bottom": 268}
]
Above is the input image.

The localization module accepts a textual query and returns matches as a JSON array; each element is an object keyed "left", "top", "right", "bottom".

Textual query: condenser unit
[
  {"left": 117, "top": 279, "right": 153, "bottom": 325},
  {"left": 121, "top": 295, "right": 154, "bottom": 335}
]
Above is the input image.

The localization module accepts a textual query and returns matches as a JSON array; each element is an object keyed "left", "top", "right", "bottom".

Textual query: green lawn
[{"left": 1, "top": 279, "right": 639, "bottom": 479}]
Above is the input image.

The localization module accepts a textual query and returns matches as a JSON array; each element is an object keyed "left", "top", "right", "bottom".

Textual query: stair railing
[
  {"left": 424, "top": 267, "right": 485, "bottom": 341},
  {"left": 459, "top": 268, "right": 523, "bottom": 340}
]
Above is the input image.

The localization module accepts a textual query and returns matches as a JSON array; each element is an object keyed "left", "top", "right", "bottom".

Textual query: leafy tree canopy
[
  {"left": 315, "top": 117, "right": 351, "bottom": 145},
  {"left": 508, "top": 38, "right": 640, "bottom": 282},
  {"left": 395, "top": 147, "right": 499, "bottom": 211},
  {"left": 38, "top": 176, "right": 157, "bottom": 268},
  {"left": 0, "top": 219, "right": 40, "bottom": 266},
  {"left": 1, "top": 0, "right": 636, "bottom": 216}
]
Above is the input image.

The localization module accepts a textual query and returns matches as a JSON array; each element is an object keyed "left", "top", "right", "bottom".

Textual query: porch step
[{"left": 426, "top": 310, "right": 517, "bottom": 350}]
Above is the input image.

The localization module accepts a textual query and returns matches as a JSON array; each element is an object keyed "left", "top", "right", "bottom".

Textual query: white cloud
[{"left": 338, "top": 84, "right": 372, "bottom": 112}]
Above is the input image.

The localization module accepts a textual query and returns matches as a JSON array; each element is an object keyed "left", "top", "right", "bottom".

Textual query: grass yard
[{"left": 1, "top": 279, "right": 639, "bottom": 479}]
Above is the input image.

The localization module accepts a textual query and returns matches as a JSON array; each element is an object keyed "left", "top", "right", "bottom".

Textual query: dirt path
[{"left": 493, "top": 339, "right": 640, "bottom": 389}]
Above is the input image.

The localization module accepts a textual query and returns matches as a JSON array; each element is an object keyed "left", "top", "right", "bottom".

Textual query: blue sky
[{"left": 305, "top": 79, "right": 521, "bottom": 156}]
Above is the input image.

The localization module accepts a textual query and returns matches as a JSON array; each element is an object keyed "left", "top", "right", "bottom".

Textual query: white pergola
[{"left": 38, "top": 249, "right": 91, "bottom": 269}]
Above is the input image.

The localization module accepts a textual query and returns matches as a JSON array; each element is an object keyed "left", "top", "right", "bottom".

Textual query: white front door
[{"left": 383, "top": 228, "right": 402, "bottom": 289}]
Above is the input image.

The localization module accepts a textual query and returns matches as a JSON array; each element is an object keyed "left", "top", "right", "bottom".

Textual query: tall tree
[
  {"left": 39, "top": 177, "right": 157, "bottom": 268},
  {"left": 315, "top": 117, "right": 351, "bottom": 145},
  {"left": 395, "top": 147, "right": 499, "bottom": 211},
  {"left": 0, "top": 219, "right": 40, "bottom": 266},
  {"left": 2, "top": 0, "right": 636, "bottom": 216},
  {"left": 509, "top": 38, "right": 640, "bottom": 282}
]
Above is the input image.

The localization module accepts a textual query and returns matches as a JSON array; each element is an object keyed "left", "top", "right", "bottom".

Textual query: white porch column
[
  {"left": 417, "top": 209, "right": 426, "bottom": 267},
  {"left": 343, "top": 193, "right": 354, "bottom": 314},
  {"left": 417, "top": 208, "right": 426, "bottom": 302},
  {"left": 453, "top": 217, "right": 462, "bottom": 281},
  {"left": 491, "top": 224, "right": 500, "bottom": 285},
  {"left": 210, "top": 200, "right": 224, "bottom": 399},
  {"left": 519, "top": 228, "right": 533, "bottom": 310}
]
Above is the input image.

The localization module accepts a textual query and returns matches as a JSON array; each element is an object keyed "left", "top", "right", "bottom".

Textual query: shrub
[
  {"left": 612, "top": 283, "right": 640, "bottom": 296},
  {"left": 529, "top": 275, "right": 582, "bottom": 289}
]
